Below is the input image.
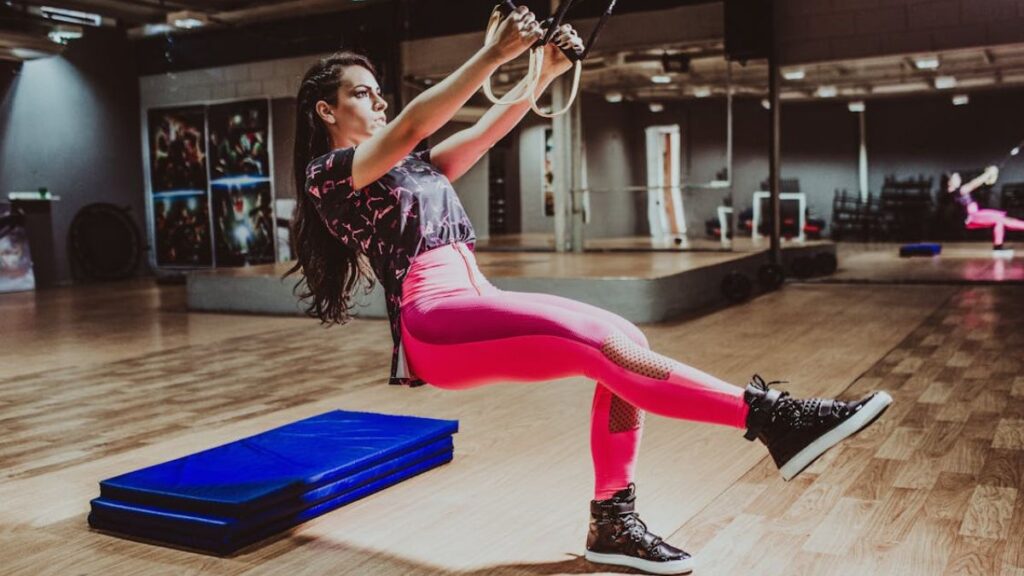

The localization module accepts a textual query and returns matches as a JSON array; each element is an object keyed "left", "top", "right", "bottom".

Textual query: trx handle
[
  {"left": 484, "top": 0, "right": 616, "bottom": 116},
  {"left": 495, "top": 0, "right": 585, "bottom": 62}
]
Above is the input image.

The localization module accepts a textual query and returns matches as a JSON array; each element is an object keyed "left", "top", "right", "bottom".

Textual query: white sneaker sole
[
  {"left": 779, "top": 391, "right": 893, "bottom": 481},
  {"left": 584, "top": 550, "right": 694, "bottom": 575}
]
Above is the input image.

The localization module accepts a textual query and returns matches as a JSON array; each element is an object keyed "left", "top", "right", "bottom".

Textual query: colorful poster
[
  {"left": 149, "top": 107, "right": 208, "bottom": 192},
  {"left": 211, "top": 179, "right": 275, "bottom": 266},
  {"left": 0, "top": 202, "right": 35, "bottom": 292},
  {"left": 207, "top": 99, "right": 275, "bottom": 265},
  {"left": 207, "top": 99, "right": 270, "bottom": 180},
  {"left": 148, "top": 106, "right": 213, "bottom": 266},
  {"left": 153, "top": 191, "right": 213, "bottom": 266}
]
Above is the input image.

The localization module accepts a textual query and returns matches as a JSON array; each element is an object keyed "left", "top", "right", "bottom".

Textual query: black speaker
[{"left": 724, "top": 0, "right": 773, "bottom": 62}]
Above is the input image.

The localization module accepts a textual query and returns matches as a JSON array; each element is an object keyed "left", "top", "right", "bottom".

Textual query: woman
[
  {"left": 948, "top": 165, "right": 1022, "bottom": 254},
  {"left": 286, "top": 8, "right": 892, "bottom": 574}
]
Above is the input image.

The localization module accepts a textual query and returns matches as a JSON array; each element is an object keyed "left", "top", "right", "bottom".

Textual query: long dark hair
[{"left": 284, "top": 51, "right": 378, "bottom": 325}]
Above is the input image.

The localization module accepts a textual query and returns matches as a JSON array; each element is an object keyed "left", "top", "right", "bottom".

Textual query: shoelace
[{"left": 750, "top": 373, "right": 788, "bottom": 391}]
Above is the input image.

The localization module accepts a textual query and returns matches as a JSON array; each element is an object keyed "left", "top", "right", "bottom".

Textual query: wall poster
[{"left": 146, "top": 98, "right": 275, "bottom": 269}]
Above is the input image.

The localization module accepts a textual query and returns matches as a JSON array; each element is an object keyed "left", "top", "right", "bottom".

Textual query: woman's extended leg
[
  {"left": 966, "top": 209, "right": 1024, "bottom": 247},
  {"left": 401, "top": 289, "right": 749, "bottom": 428}
]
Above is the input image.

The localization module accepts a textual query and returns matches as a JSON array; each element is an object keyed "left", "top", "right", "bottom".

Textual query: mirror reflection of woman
[{"left": 948, "top": 166, "right": 1023, "bottom": 255}]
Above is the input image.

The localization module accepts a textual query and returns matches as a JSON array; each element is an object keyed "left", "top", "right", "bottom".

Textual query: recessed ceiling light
[
  {"left": 47, "top": 24, "right": 83, "bottom": 44},
  {"left": 649, "top": 102, "right": 665, "bottom": 112},
  {"left": 651, "top": 75, "right": 672, "bottom": 84},
  {"left": 605, "top": 91, "right": 623, "bottom": 103},
  {"left": 782, "top": 68, "right": 806, "bottom": 81},
  {"left": 815, "top": 85, "right": 837, "bottom": 98},
  {"left": 914, "top": 56, "right": 940, "bottom": 70},
  {"left": 952, "top": 94, "right": 969, "bottom": 106},
  {"left": 934, "top": 75, "right": 957, "bottom": 89},
  {"left": 848, "top": 100, "right": 865, "bottom": 112},
  {"left": 39, "top": 6, "right": 102, "bottom": 26},
  {"left": 693, "top": 86, "right": 711, "bottom": 98},
  {"left": 168, "top": 10, "right": 208, "bottom": 29}
]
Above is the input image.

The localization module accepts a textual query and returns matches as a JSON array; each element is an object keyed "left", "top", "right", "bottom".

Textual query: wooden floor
[
  {"left": 1, "top": 260, "right": 1022, "bottom": 574},
  {"left": 828, "top": 242, "right": 1024, "bottom": 284}
]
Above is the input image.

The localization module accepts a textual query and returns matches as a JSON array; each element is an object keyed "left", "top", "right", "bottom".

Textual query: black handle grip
[{"left": 494, "top": 0, "right": 585, "bottom": 62}]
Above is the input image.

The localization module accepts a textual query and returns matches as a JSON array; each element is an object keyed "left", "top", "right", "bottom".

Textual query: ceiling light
[
  {"left": 140, "top": 23, "right": 174, "bottom": 36},
  {"left": 605, "top": 91, "right": 623, "bottom": 103},
  {"left": 914, "top": 56, "right": 940, "bottom": 70},
  {"left": 651, "top": 75, "right": 672, "bottom": 84},
  {"left": 693, "top": 86, "right": 711, "bottom": 98},
  {"left": 782, "top": 68, "right": 806, "bottom": 81},
  {"left": 848, "top": 100, "right": 865, "bottom": 112},
  {"left": 648, "top": 102, "right": 664, "bottom": 113},
  {"left": 39, "top": 6, "right": 102, "bottom": 26},
  {"left": 168, "top": 10, "right": 208, "bottom": 29},
  {"left": 934, "top": 75, "right": 957, "bottom": 89},
  {"left": 761, "top": 98, "right": 771, "bottom": 110},
  {"left": 952, "top": 94, "right": 969, "bottom": 106},
  {"left": 47, "top": 25, "right": 83, "bottom": 44},
  {"left": 815, "top": 85, "right": 837, "bottom": 98}
]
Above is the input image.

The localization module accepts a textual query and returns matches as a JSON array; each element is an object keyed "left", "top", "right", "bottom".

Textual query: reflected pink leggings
[
  {"left": 400, "top": 243, "right": 749, "bottom": 499},
  {"left": 965, "top": 203, "right": 1024, "bottom": 246}
]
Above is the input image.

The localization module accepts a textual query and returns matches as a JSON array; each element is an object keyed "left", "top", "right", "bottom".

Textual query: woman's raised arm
[{"left": 352, "top": 6, "right": 543, "bottom": 189}]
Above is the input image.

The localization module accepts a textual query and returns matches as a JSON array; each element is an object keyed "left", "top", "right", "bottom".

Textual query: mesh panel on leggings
[
  {"left": 609, "top": 394, "right": 645, "bottom": 433},
  {"left": 601, "top": 333, "right": 672, "bottom": 380}
]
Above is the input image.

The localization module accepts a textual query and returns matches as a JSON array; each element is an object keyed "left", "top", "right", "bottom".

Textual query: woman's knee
[{"left": 621, "top": 324, "right": 649, "bottom": 350}]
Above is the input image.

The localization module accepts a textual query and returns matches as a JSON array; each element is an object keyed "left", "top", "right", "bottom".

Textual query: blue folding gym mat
[
  {"left": 96, "top": 410, "right": 458, "bottom": 516},
  {"left": 89, "top": 451, "right": 452, "bottom": 554},
  {"left": 89, "top": 437, "right": 453, "bottom": 539},
  {"left": 88, "top": 410, "right": 458, "bottom": 553},
  {"left": 900, "top": 242, "right": 941, "bottom": 257}
]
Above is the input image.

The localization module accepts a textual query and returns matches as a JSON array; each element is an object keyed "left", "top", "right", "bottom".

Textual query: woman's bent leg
[{"left": 498, "top": 291, "right": 648, "bottom": 500}]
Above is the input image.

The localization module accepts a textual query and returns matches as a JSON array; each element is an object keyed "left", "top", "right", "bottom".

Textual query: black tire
[
  {"left": 68, "top": 203, "right": 142, "bottom": 281},
  {"left": 791, "top": 255, "right": 815, "bottom": 279}
]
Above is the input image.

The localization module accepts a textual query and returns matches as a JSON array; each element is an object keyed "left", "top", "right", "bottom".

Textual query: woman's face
[
  {"left": 948, "top": 172, "right": 962, "bottom": 191},
  {"left": 318, "top": 65, "right": 388, "bottom": 147}
]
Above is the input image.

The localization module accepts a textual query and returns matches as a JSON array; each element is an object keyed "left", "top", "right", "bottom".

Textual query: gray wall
[
  {"left": 517, "top": 94, "right": 645, "bottom": 238},
  {"left": 0, "top": 29, "right": 144, "bottom": 286},
  {"left": 866, "top": 89, "right": 1024, "bottom": 194}
]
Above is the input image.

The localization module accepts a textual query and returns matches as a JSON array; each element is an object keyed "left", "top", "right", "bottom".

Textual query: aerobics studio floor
[{"left": 1, "top": 241, "right": 1023, "bottom": 575}]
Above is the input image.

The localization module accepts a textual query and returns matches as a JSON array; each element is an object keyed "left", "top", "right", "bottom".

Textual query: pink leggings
[
  {"left": 965, "top": 204, "right": 1024, "bottom": 246},
  {"left": 400, "top": 243, "right": 749, "bottom": 499}
]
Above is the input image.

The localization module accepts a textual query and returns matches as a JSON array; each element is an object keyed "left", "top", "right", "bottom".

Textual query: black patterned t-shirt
[{"left": 304, "top": 146, "right": 476, "bottom": 386}]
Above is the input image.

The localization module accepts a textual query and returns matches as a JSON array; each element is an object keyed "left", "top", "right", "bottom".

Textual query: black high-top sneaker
[
  {"left": 743, "top": 375, "right": 892, "bottom": 481},
  {"left": 585, "top": 484, "right": 694, "bottom": 575}
]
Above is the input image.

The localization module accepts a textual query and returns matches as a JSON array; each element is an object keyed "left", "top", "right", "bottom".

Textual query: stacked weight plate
[{"left": 88, "top": 410, "right": 458, "bottom": 554}]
